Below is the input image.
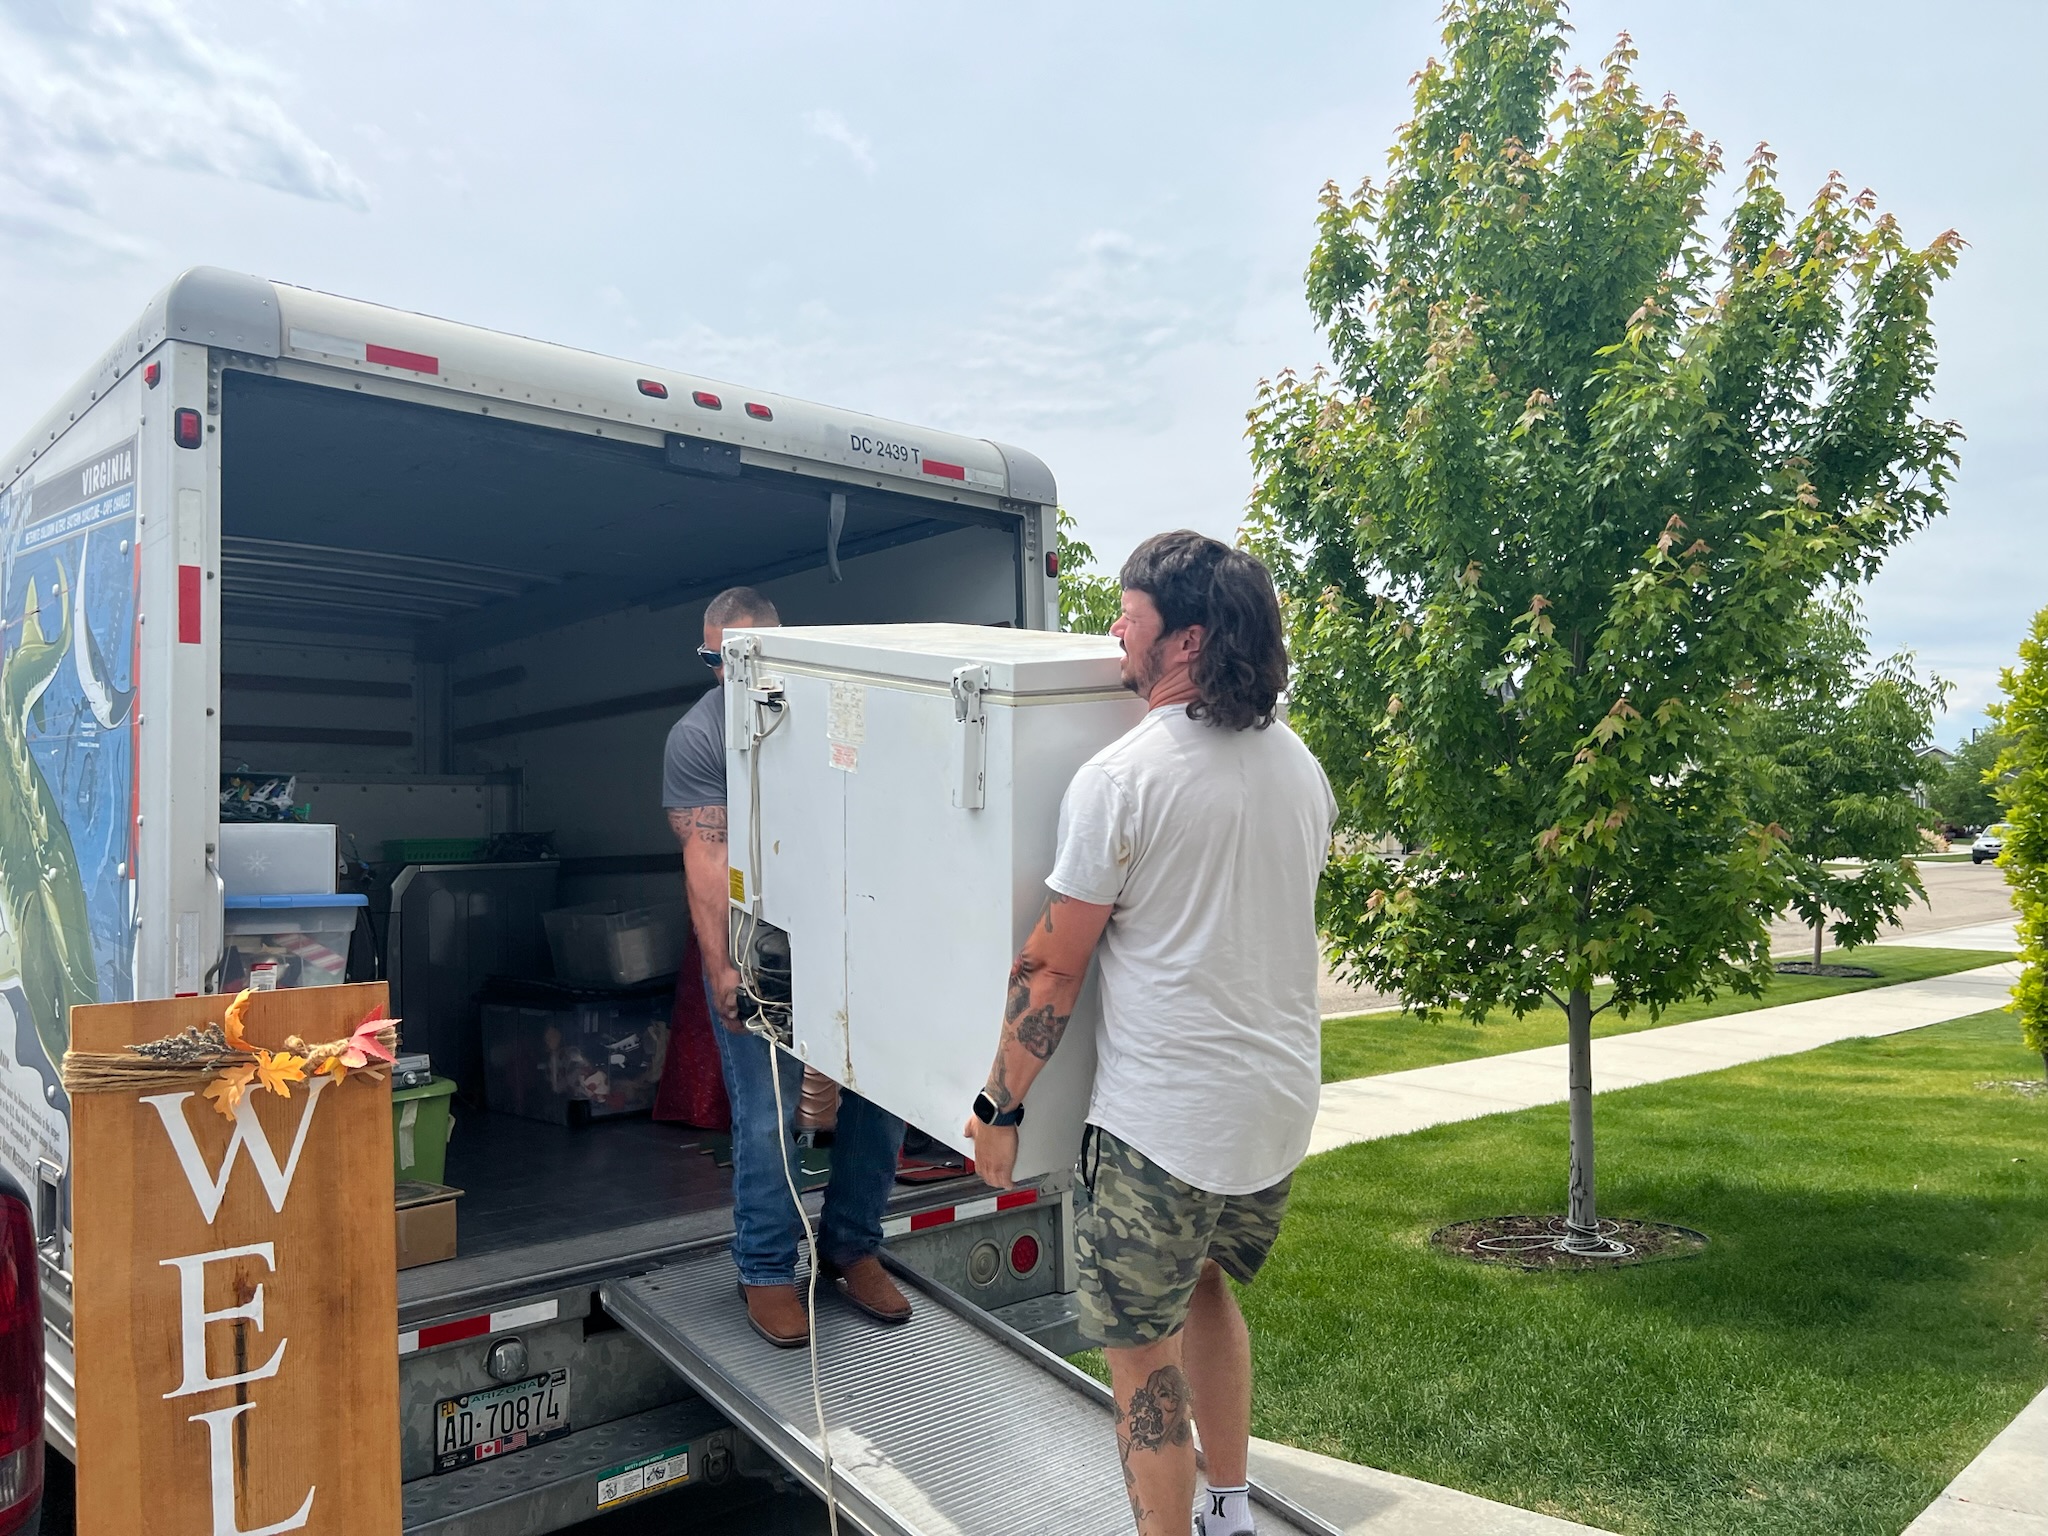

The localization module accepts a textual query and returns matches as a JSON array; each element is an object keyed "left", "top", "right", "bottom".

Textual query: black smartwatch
[{"left": 972, "top": 1090, "right": 1025, "bottom": 1128}]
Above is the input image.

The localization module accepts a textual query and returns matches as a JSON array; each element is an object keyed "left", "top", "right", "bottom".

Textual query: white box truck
[{"left": 1, "top": 268, "right": 1333, "bottom": 1536}]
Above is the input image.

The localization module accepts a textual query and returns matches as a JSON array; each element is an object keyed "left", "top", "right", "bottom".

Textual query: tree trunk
[
  {"left": 1813, "top": 919, "right": 1824, "bottom": 971},
  {"left": 2040, "top": 1049, "right": 2047, "bottom": 1085},
  {"left": 1563, "top": 987, "right": 1601, "bottom": 1251}
]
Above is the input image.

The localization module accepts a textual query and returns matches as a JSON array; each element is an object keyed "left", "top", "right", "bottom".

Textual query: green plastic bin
[{"left": 392, "top": 1077, "right": 457, "bottom": 1185}]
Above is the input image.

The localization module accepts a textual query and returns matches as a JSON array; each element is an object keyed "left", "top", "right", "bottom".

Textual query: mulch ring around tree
[
  {"left": 1431, "top": 1216, "right": 1710, "bottom": 1271},
  {"left": 1773, "top": 961, "right": 1880, "bottom": 978}
]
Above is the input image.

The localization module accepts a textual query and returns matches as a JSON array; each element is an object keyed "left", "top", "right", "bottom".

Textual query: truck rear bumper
[{"left": 402, "top": 1398, "right": 733, "bottom": 1534}]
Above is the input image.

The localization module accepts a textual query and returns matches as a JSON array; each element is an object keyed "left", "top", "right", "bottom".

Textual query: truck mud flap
[{"left": 601, "top": 1249, "right": 1340, "bottom": 1536}]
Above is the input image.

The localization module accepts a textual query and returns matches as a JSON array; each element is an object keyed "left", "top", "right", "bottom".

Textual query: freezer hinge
[
  {"left": 724, "top": 635, "right": 761, "bottom": 752},
  {"left": 951, "top": 664, "right": 991, "bottom": 810}
]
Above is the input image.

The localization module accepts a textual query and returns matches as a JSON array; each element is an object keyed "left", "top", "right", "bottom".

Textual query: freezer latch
[{"left": 951, "top": 664, "right": 991, "bottom": 810}]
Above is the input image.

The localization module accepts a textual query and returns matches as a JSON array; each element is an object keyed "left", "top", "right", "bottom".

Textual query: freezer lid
[{"left": 736, "top": 623, "right": 1127, "bottom": 696}]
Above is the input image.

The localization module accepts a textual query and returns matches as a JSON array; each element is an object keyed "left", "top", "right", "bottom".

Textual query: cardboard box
[{"left": 395, "top": 1181, "right": 461, "bottom": 1270}]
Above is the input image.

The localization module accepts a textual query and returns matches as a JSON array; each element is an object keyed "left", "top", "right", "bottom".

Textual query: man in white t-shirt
[{"left": 964, "top": 531, "right": 1335, "bottom": 1536}]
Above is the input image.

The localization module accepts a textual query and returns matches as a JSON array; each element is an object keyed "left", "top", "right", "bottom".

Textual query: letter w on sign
[{"left": 141, "top": 1077, "right": 331, "bottom": 1223}]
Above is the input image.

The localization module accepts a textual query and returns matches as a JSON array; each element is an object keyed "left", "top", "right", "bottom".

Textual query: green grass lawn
[
  {"left": 1241, "top": 1009, "right": 2048, "bottom": 1535},
  {"left": 1322, "top": 946, "right": 2012, "bottom": 1082}
]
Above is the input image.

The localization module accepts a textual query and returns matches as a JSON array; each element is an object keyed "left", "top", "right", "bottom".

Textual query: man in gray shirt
[{"left": 664, "top": 585, "right": 912, "bottom": 1348}]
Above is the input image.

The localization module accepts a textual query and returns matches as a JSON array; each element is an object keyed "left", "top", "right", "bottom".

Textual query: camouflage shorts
[{"left": 1073, "top": 1125, "right": 1292, "bottom": 1349}]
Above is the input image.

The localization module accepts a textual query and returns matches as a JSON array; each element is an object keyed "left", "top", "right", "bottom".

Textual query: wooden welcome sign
[{"left": 69, "top": 983, "right": 400, "bottom": 1535}]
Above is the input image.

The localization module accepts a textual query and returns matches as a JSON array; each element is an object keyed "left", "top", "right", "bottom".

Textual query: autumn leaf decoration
[
  {"left": 59, "top": 991, "right": 403, "bottom": 1116},
  {"left": 201, "top": 1063, "right": 257, "bottom": 1119}
]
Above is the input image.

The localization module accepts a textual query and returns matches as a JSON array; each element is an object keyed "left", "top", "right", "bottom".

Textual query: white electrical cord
[{"left": 731, "top": 683, "right": 841, "bottom": 1535}]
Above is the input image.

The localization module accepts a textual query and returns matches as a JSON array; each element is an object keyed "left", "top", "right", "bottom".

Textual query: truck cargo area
[{"left": 216, "top": 368, "right": 1023, "bottom": 1295}]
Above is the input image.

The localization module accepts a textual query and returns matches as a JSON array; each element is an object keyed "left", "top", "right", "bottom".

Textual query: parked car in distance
[
  {"left": 0, "top": 1170, "right": 39, "bottom": 1536},
  {"left": 1972, "top": 825, "right": 2011, "bottom": 865}
]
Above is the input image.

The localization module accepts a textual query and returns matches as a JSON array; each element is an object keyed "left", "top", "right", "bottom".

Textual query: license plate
[{"left": 435, "top": 1368, "right": 570, "bottom": 1472}]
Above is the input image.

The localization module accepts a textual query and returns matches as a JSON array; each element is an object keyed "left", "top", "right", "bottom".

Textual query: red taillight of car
[
  {"left": 1008, "top": 1232, "right": 1041, "bottom": 1277},
  {"left": 0, "top": 1195, "right": 41, "bottom": 1533}
]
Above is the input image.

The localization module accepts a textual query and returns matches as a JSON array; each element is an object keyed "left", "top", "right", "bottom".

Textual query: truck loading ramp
[{"left": 602, "top": 1248, "right": 1340, "bottom": 1536}]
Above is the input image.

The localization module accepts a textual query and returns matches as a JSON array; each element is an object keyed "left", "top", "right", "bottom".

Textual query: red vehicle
[{"left": 0, "top": 1169, "right": 40, "bottom": 1536}]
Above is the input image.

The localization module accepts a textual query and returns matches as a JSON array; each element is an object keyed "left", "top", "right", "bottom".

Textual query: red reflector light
[
  {"left": 637, "top": 379, "right": 669, "bottom": 399},
  {"left": 143, "top": 361, "right": 161, "bottom": 388},
  {"left": 1045, "top": 551, "right": 1060, "bottom": 578},
  {"left": 172, "top": 408, "right": 203, "bottom": 449},
  {"left": 1008, "top": 1233, "right": 1041, "bottom": 1276},
  {"left": 745, "top": 402, "right": 773, "bottom": 421},
  {"left": 692, "top": 391, "right": 722, "bottom": 410}
]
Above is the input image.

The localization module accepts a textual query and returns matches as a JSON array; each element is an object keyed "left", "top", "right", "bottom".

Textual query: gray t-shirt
[{"left": 662, "top": 687, "right": 726, "bottom": 810}]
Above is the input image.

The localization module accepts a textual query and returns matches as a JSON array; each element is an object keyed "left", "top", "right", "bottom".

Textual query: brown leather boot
[
  {"left": 739, "top": 1282, "right": 809, "bottom": 1348},
  {"left": 823, "top": 1255, "right": 912, "bottom": 1325}
]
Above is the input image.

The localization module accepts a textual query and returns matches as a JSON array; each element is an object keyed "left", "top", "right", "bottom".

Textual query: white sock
[{"left": 1200, "top": 1483, "right": 1251, "bottom": 1533}]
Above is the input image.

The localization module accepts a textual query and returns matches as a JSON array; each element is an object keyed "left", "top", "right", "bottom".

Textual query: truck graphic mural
[{"left": 0, "top": 438, "right": 139, "bottom": 1199}]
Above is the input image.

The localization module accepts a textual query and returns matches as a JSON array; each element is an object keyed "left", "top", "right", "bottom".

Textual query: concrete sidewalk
[
  {"left": 1902, "top": 1383, "right": 2048, "bottom": 1534},
  {"left": 1250, "top": 1438, "right": 1611, "bottom": 1534},
  {"left": 1310, "top": 959, "right": 2019, "bottom": 1156}
]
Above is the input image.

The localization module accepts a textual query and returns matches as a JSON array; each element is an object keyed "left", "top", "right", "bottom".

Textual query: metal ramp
[{"left": 601, "top": 1248, "right": 1339, "bottom": 1536}]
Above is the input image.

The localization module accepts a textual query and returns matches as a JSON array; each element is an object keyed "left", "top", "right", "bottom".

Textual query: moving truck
[
  {"left": 1, "top": 267, "right": 1076, "bottom": 1531},
  {"left": 4, "top": 269, "right": 1334, "bottom": 1536}
]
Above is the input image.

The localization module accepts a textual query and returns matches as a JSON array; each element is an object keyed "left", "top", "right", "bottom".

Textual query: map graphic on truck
[{"left": 0, "top": 437, "right": 139, "bottom": 1194}]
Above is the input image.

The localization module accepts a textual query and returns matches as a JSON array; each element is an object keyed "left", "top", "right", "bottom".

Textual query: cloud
[
  {"left": 803, "top": 108, "right": 877, "bottom": 176},
  {"left": 0, "top": 0, "right": 367, "bottom": 258},
  {"left": 941, "top": 231, "right": 1199, "bottom": 431}
]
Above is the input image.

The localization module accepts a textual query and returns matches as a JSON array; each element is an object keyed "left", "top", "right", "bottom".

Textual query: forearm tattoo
[{"left": 1014, "top": 1002, "right": 1068, "bottom": 1060}]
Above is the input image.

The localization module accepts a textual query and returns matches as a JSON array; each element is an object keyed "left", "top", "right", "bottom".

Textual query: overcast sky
[{"left": 1, "top": 0, "right": 2036, "bottom": 738}]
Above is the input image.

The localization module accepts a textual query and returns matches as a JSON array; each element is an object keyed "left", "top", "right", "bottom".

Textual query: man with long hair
[{"left": 965, "top": 531, "right": 1335, "bottom": 1536}]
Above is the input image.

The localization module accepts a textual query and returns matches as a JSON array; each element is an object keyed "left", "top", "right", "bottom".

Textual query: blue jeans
[{"left": 709, "top": 985, "right": 905, "bottom": 1287}]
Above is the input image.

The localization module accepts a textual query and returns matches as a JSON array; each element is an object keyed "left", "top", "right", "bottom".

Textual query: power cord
[{"left": 731, "top": 677, "right": 841, "bottom": 1536}]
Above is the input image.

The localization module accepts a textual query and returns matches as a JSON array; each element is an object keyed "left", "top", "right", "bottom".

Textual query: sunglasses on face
[{"left": 696, "top": 646, "right": 721, "bottom": 668}]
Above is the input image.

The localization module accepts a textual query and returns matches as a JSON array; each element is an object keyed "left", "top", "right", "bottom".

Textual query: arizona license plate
[{"left": 435, "top": 1368, "right": 570, "bottom": 1471}]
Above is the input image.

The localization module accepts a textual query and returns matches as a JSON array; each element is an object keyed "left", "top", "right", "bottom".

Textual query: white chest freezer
[{"left": 723, "top": 624, "right": 1147, "bottom": 1181}]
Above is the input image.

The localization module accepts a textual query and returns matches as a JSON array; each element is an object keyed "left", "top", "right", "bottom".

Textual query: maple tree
[{"left": 1249, "top": 0, "right": 1960, "bottom": 1249}]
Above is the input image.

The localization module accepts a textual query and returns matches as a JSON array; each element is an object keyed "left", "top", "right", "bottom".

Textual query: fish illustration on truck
[{"left": 0, "top": 566, "right": 100, "bottom": 1073}]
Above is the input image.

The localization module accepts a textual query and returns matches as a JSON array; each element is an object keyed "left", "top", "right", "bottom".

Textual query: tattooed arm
[
  {"left": 673, "top": 806, "right": 744, "bottom": 1031},
  {"left": 965, "top": 890, "right": 1112, "bottom": 1187}
]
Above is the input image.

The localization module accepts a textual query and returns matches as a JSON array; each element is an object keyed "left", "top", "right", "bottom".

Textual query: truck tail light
[
  {"left": 1045, "top": 551, "right": 1059, "bottom": 578},
  {"left": 172, "top": 408, "right": 203, "bottom": 449},
  {"left": 143, "top": 361, "right": 161, "bottom": 388},
  {"left": 1008, "top": 1232, "right": 1040, "bottom": 1277},
  {"left": 691, "top": 391, "right": 722, "bottom": 410},
  {"left": 637, "top": 379, "right": 669, "bottom": 399},
  {"left": 745, "top": 402, "right": 773, "bottom": 421},
  {"left": 0, "top": 1194, "right": 42, "bottom": 1534}
]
